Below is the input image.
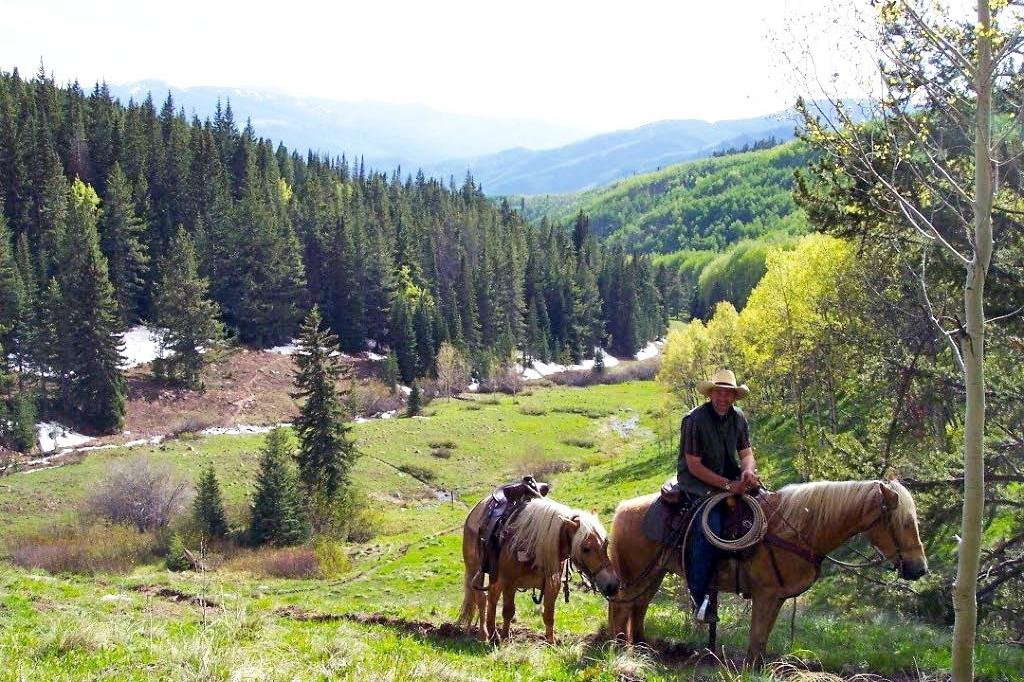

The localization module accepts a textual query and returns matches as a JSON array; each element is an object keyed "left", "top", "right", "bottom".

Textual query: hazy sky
[{"left": 2, "top": 0, "right": 878, "bottom": 133}]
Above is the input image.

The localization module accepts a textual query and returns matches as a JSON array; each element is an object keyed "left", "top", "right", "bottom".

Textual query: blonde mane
[
  {"left": 773, "top": 479, "right": 919, "bottom": 539},
  {"left": 506, "top": 498, "right": 606, "bottom": 577}
]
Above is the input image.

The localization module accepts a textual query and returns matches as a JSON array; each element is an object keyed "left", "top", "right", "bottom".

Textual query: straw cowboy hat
[{"left": 697, "top": 369, "right": 749, "bottom": 399}]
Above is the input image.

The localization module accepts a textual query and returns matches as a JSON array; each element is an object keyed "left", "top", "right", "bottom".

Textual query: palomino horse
[
  {"left": 459, "top": 496, "right": 619, "bottom": 643},
  {"left": 608, "top": 479, "right": 928, "bottom": 662}
]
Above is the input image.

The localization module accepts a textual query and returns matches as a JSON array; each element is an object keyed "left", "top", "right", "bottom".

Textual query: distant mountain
[
  {"left": 423, "top": 113, "right": 799, "bottom": 196},
  {"left": 424, "top": 100, "right": 868, "bottom": 196},
  {"left": 107, "top": 81, "right": 588, "bottom": 169}
]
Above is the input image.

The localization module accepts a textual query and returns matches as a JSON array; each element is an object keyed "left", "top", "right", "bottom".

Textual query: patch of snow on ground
[
  {"left": 365, "top": 351, "right": 386, "bottom": 361},
  {"left": 466, "top": 381, "right": 479, "bottom": 392},
  {"left": 119, "top": 326, "right": 171, "bottom": 369},
  {"left": 398, "top": 385, "right": 412, "bottom": 396},
  {"left": 520, "top": 348, "right": 620, "bottom": 379},
  {"left": 36, "top": 421, "right": 93, "bottom": 453},
  {"left": 123, "top": 436, "right": 165, "bottom": 447},
  {"left": 634, "top": 340, "right": 663, "bottom": 361},
  {"left": 266, "top": 341, "right": 300, "bottom": 355},
  {"left": 379, "top": 410, "right": 397, "bottom": 419}
]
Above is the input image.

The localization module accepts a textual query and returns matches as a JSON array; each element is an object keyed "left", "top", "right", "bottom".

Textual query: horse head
[
  {"left": 861, "top": 479, "right": 928, "bottom": 580},
  {"left": 562, "top": 513, "right": 620, "bottom": 598}
]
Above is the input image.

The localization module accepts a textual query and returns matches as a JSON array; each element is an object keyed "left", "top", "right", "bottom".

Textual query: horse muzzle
[
  {"left": 900, "top": 560, "right": 927, "bottom": 581},
  {"left": 596, "top": 570, "right": 620, "bottom": 598}
]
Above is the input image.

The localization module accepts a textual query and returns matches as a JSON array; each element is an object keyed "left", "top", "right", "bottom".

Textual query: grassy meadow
[{"left": 1, "top": 381, "right": 1021, "bottom": 681}]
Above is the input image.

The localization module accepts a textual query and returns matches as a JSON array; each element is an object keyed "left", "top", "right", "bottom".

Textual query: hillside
[
  {"left": 521, "top": 141, "right": 811, "bottom": 254},
  {"left": 2, "top": 380, "right": 1020, "bottom": 680},
  {"left": 424, "top": 114, "right": 798, "bottom": 196}
]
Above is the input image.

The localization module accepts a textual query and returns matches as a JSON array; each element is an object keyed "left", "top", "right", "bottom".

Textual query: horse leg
[
  {"left": 485, "top": 581, "right": 502, "bottom": 643},
  {"left": 541, "top": 575, "right": 559, "bottom": 643},
  {"left": 747, "top": 594, "right": 784, "bottom": 666},
  {"left": 500, "top": 583, "right": 517, "bottom": 641},
  {"left": 630, "top": 578, "right": 663, "bottom": 645},
  {"left": 608, "top": 600, "right": 631, "bottom": 642}
]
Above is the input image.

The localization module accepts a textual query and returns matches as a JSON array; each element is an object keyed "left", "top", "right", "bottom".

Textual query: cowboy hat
[{"left": 697, "top": 368, "right": 749, "bottom": 399}]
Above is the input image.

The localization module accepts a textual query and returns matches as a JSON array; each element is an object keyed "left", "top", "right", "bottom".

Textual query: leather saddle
[{"left": 475, "top": 475, "right": 550, "bottom": 589}]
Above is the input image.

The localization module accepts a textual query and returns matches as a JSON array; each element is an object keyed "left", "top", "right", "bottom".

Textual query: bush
[
  {"left": 86, "top": 456, "right": 193, "bottom": 532},
  {"left": 546, "top": 358, "right": 661, "bottom": 387},
  {"left": 169, "top": 416, "right": 215, "bottom": 439},
  {"left": 479, "top": 395, "right": 501, "bottom": 405},
  {"left": 398, "top": 463, "right": 436, "bottom": 482},
  {"left": 562, "top": 437, "right": 596, "bottom": 449},
  {"left": 428, "top": 439, "right": 457, "bottom": 449},
  {"left": 314, "top": 539, "right": 351, "bottom": 578},
  {"left": 430, "top": 447, "right": 452, "bottom": 459},
  {"left": 463, "top": 402, "right": 483, "bottom": 411},
  {"left": 6, "top": 523, "right": 156, "bottom": 574},
  {"left": 261, "top": 546, "right": 319, "bottom": 578},
  {"left": 351, "top": 379, "right": 404, "bottom": 417},
  {"left": 165, "top": 533, "right": 190, "bottom": 571},
  {"left": 518, "top": 404, "right": 548, "bottom": 416}
]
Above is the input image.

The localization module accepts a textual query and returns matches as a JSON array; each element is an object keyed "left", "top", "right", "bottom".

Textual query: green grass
[{"left": 1, "top": 380, "right": 1021, "bottom": 681}]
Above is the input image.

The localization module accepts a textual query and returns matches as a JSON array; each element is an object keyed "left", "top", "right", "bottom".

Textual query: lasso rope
[{"left": 699, "top": 492, "right": 768, "bottom": 551}]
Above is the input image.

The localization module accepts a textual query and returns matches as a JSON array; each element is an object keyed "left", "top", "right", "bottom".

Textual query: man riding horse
[{"left": 678, "top": 368, "right": 760, "bottom": 621}]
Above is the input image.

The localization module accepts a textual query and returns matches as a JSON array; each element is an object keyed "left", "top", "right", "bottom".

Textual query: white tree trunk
[{"left": 951, "top": 2, "right": 993, "bottom": 678}]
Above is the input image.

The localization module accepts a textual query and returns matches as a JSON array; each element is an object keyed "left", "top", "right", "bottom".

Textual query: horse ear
[
  {"left": 884, "top": 471, "right": 898, "bottom": 482},
  {"left": 879, "top": 481, "right": 899, "bottom": 508},
  {"left": 568, "top": 515, "right": 581, "bottom": 531}
]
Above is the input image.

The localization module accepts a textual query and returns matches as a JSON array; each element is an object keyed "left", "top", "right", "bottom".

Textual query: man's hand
[
  {"left": 726, "top": 480, "right": 746, "bottom": 495},
  {"left": 740, "top": 469, "right": 760, "bottom": 491}
]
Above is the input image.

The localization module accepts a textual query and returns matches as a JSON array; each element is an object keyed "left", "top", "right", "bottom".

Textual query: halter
[
  {"left": 855, "top": 483, "right": 908, "bottom": 574},
  {"left": 571, "top": 537, "right": 613, "bottom": 594}
]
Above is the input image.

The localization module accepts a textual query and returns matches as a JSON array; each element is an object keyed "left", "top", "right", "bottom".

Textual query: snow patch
[
  {"left": 466, "top": 381, "right": 480, "bottom": 393},
  {"left": 398, "top": 385, "right": 412, "bottom": 396},
  {"left": 365, "top": 351, "right": 386, "bottom": 361},
  {"left": 266, "top": 341, "right": 300, "bottom": 356},
  {"left": 119, "top": 326, "right": 171, "bottom": 369},
  {"left": 36, "top": 422, "right": 93, "bottom": 453},
  {"left": 520, "top": 347, "right": 620, "bottom": 379},
  {"left": 634, "top": 340, "right": 663, "bottom": 361}
]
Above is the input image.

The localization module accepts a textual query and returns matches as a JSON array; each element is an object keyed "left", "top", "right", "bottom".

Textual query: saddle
[{"left": 475, "top": 475, "right": 550, "bottom": 589}]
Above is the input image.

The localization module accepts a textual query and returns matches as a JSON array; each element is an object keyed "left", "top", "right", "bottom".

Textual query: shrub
[
  {"left": 261, "top": 546, "right": 319, "bottom": 578},
  {"left": 397, "top": 463, "right": 436, "bottom": 482},
  {"left": 518, "top": 404, "right": 548, "bottom": 416},
  {"left": 351, "top": 380, "right": 404, "bottom": 416},
  {"left": 314, "top": 539, "right": 351, "bottom": 578},
  {"left": 86, "top": 456, "right": 193, "bottom": 532},
  {"left": 428, "top": 439, "right": 457, "bottom": 449},
  {"left": 405, "top": 383, "right": 422, "bottom": 417},
  {"left": 169, "top": 416, "right": 215, "bottom": 439},
  {"left": 463, "top": 402, "right": 483, "bottom": 411},
  {"left": 562, "top": 437, "right": 596, "bottom": 449},
  {"left": 6, "top": 523, "right": 155, "bottom": 574},
  {"left": 532, "top": 460, "right": 572, "bottom": 478},
  {"left": 430, "top": 447, "right": 452, "bottom": 459},
  {"left": 479, "top": 395, "right": 501, "bottom": 405},
  {"left": 165, "top": 533, "right": 190, "bottom": 571}
]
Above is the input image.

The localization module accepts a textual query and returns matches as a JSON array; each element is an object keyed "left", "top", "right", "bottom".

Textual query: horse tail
[{"left": 457, "top": 557, "right": 477, "bottom": 628}]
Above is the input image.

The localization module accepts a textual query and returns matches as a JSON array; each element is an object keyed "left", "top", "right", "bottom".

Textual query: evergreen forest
[{"left": 0, "top": 67, "right": 671, "bottom": 438}]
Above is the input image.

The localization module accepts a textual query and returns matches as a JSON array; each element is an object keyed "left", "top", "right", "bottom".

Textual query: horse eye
[{"left": 583, "top": 546, "right": 591, "bottom": 553}]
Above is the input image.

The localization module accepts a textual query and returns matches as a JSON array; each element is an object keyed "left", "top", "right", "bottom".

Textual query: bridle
[
  {"left": 571, "top": 536, "right": 614, "bottom": 594},
  {"left": 843, "top": 483, "right": 909, "bottom": 574}
]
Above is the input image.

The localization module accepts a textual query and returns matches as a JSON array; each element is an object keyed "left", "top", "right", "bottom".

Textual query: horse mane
[
  {"left": 507, "top": 497, "right": 606, "bottom": 577},
  {"left": 773, "top": 479, "right": 918, "bottom": 539}
]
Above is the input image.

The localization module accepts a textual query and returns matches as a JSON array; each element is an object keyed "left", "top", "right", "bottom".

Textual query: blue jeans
[{"left": 685, "top": 496, "right": 723, "bottom": 607}]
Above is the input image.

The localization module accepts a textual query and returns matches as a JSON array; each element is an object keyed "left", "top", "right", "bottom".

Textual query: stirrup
[
  {"left": 472, "top": 570, "right": 489, "bottom": 591},
  {"left": 695, "top": 596, "right": 716, "bottom": 624}
]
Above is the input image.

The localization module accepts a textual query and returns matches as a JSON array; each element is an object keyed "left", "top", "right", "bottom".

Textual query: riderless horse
[{"left": 460, "top": 496, "right": 619, "bottom": 643}]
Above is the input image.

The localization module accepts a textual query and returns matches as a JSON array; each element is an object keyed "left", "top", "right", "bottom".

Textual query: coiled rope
[{"left": 699, "top": 492, "right": 767, "bottom": 551}]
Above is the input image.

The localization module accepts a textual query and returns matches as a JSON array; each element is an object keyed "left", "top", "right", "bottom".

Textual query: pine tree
[
  {"left": 100, "top": 163, "right": 149, "bottom": 322},
  {"left": 389, "top": 295, "right": 417, "bottom": 384},
  {"left": 406, "top": 381, "right": 421, "bottom": 417},
  {"left": 152, "top": 227, "right": 222, "bottom": 388},
  {"left": 165, "top": 533, "right": 190, "bottom": 571},
  {"left": 55, "top": 179, "right": 125, "bottom": 432},
  {"left": 413, "top": 298, "right": 436, "bottom": 377},
  {"left": 193, "top": 464, "right": 228, "bottom": 539},
  {"left": 248, "top": 427, "right": 309, "bottom": 547},
  {"left": 291, "top": 306, "right": 357, "bottom": 501},
  {"left": 568, "top": 264, "right": 603, "bottom": 363},
  {"left": 0, "top": 209, "right": 25, "bottom": 353}
]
